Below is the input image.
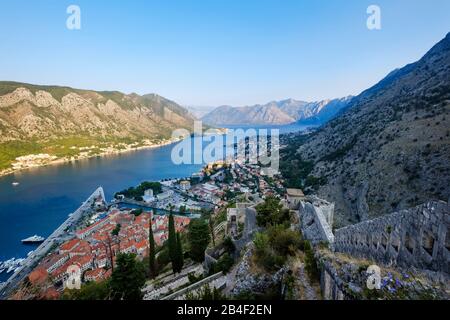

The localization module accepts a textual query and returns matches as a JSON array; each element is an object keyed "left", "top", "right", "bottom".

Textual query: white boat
[
  {"left": 6, "top": 265, "right": 15, "bottom": 273},
  {"left": 12, "top": 182, "right": 19, "bottom": 186},
  {"left": 2, "top": 258, "right": 14, "bottom": 268},
  {"left": 21, "top": 235, "right": 45, "bottom": 244}
]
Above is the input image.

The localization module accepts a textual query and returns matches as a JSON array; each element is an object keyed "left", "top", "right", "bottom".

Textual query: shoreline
[
  {"left": 0, "top": 137, "right": 184, "bottom": 179},
  {"left": 0, "top": 128, "right": 228, "bottom": 179}
]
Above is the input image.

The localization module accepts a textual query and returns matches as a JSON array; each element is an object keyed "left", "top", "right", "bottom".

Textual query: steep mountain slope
[
  {"left": 0, "top": 82, "right": 197, "bottom": 171},
  {"left": 201, "top": 98, "right": 351, "bottom": 126},
  {"left": 281, "top": 32, "right": 450, "bottom": 227}
]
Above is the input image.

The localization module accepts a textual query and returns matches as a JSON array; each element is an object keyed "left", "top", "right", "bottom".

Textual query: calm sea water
[{"left": 0, "top": 124, "right": 308, "bottom": 282}]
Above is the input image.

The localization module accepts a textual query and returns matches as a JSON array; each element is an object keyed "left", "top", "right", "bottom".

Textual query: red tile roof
[{"left": 28, "top": 267, "right": 49, "bottom": 286}]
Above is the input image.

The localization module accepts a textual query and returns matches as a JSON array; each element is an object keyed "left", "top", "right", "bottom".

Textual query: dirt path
[
  {"left": 296, "top": 262, "right": 321, "bottom": 300},
  {"left": 223, "top": 263, "right": 240, "bottom": 295}
]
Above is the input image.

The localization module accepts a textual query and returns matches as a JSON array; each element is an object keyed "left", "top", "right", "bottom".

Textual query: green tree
[
  {"left": 131, "top": 208, "right": 143, "bottom": 216},
  {"left": 148, "top": 217, "right": 156, "bottom": 279},
  {"left": 110, "top": 253, "right": 146, "bottom": 300},
  {"left": 62, "top": 280, "right": 111, "bottom": 300},
  {"left": 175, "top": 232, "right": 184, "bottom": 272},
  {"left": 209, "top": 215, "right": 216, "bottom": 247},
  {"left": 255, "top": 196, "right": 290, "bottom": 227},
  {"left": 188, "top": 219, "right": 211, "bottom": 262},
  {"left": 168, "top": 213, "right": 178, "bottom": 273},
  {"left": 111, "top": 223, "right": 121, "bottom": 236},
  {"left": 222, "top": 236, "right": 235, "bottom": 254}
]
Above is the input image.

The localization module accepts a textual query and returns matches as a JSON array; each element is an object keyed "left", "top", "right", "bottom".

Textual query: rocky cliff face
[
  {"left": 283, "top": 32, "right": 450, "bottom": 227},
  {"left": 0, "top": 82, "right": 196, "bottom": 142},
  {"left": 0, "top": 82, "right": 197, "bottom": 170}
]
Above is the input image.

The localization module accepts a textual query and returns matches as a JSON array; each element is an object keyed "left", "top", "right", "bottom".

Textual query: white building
[
  {"left": 143, "top": 189, "right": 155, "bottom": 203},
  {"left": 157, "top": 190, "right": 174, "bottom": 201}
]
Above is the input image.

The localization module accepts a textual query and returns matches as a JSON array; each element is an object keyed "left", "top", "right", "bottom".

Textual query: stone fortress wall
[
  {"left": 297, "top": 197, "right": 449, "bottom": 274},
  {"left": 333, "top": 200, "right": 449, "bottom": 274},
  {"left": 295, "top": 197, "right": 449, "bottom": 299},
  {"left": 297, "top": 196, "right": 335, "bottom": 245}
]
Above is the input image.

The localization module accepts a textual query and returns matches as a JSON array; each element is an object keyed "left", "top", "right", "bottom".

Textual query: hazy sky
[{"left": 1, "top": 0, "right": 449, "bottom": 106}]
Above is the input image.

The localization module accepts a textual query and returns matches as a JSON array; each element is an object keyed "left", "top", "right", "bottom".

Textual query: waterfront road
[{"left": 0, "top": 187, "right": 105, "bottom": 299}]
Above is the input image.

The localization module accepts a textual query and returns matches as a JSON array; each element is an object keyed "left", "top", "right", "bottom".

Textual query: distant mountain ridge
[{"left": 201, "top": 97, "right": 352, "bottom": 126}]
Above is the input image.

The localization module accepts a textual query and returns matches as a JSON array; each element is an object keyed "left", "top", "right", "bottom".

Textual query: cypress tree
[
  {"left": 148, "top": 214, "right": 156, "bottom": 278},
  {"left": 175, "top": 232, "right": 184, "bottom": 272},
  {"left": 209, "top": 215, "right": 216, "bottom": 247},
  {"left": 168, "top": 213, "right": 178, "bottom": 273}
]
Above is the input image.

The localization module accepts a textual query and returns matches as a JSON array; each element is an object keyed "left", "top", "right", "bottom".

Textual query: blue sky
[{"left": 0, "top": 0, "right": 449, "bottom": 106}]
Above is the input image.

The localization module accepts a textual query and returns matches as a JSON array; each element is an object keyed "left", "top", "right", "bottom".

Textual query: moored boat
[{"left": 21, "top": 235, "right": 45, "bottom": 244}]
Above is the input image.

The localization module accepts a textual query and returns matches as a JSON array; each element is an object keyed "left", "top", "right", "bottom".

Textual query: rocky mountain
[
  {"left": 201, "top": 97, "right": 351, "bottom": 126},
  {"left": 272, "top": 99, "right": 309, "bottom": 119},
  {"left": 278, "top": 97, "right": 353, "bottom": 125},
  {"left": 201, "top": 103, "right": 296, "bottom": 126},
  {"left": 0, "top": 81, "right": 197, "bottom": 170},
  {"left": 185, "top": 105, "right": 217, "bottom": 119},
  {"left": 281, "top": 32, "right": 450, "bottom": 227}
]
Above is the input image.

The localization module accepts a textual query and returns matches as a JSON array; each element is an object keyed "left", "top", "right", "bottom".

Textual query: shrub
[
  {"left": 222, "top": 236, "right": 236, "bottom": 254},
  {"left": 303, "top": 241, "right": 320, "bottom": 283},
  {"left": 254, "top": 226, "right": 302, "bottom": 272},
  {"left": 267, "top": 225, "right": 302, "bottom": 257},
  {"left": 214, "top": 253, "right": 234, "bottom": 274},
  {"left": 254, "top": 232, "right": 270, "bottom": 256}
]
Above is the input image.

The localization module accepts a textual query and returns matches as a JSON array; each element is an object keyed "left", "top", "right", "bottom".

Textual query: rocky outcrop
[{"left": 230, "top": 243, "right": 286, "bottom": 297}]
